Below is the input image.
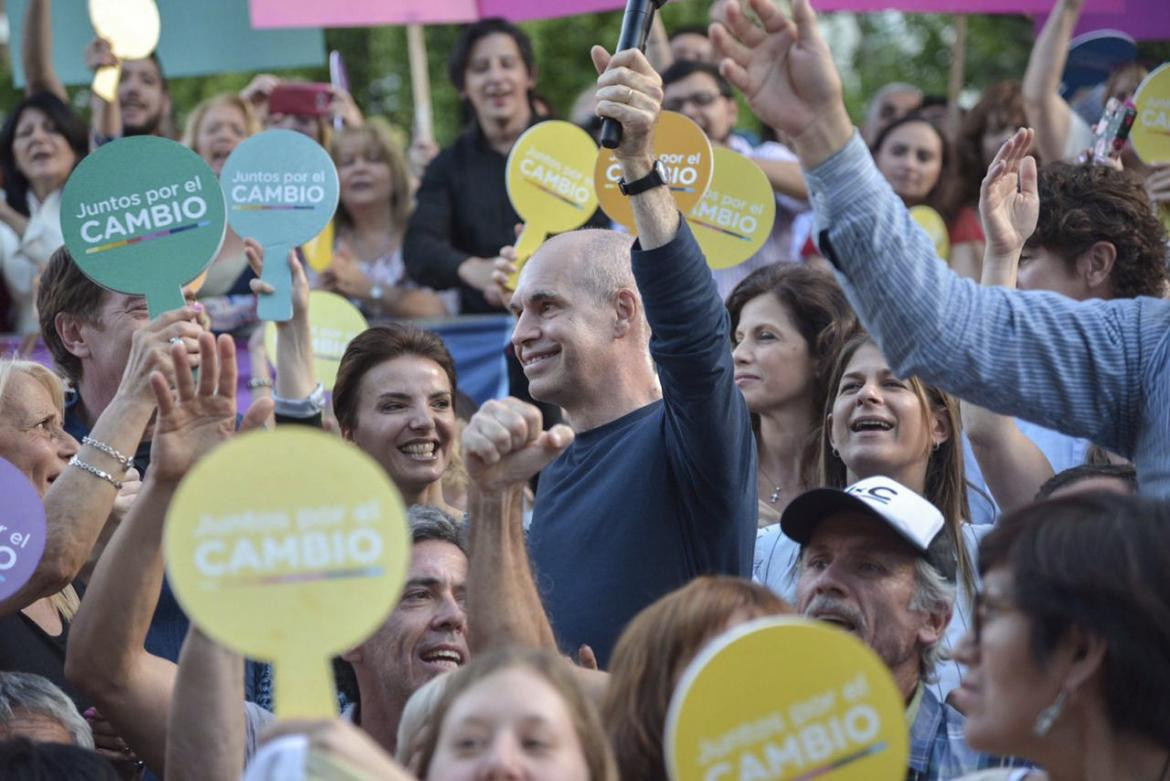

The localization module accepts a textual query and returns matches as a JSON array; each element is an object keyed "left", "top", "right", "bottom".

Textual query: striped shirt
[{"left": 804, "top": 133, "right": 1170, "bottom": 498}]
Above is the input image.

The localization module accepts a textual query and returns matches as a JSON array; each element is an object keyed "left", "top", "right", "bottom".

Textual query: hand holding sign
[
  {"left": 61, "top": 137, "right": 226, "bottom": 318},
  {"left": 88, "top": 0, "right": 161, "bottom": 103},
  {"left": 594, "top": 111, "right": 714, "bottom": 232},
  {"left": 0, "top": 459, "right": 47, "bottom": 604},
  {"left": 666, "top": 617, "right": 908, "bottom": 781},
  {"left": 221, "top": 129, "right": 340, "bottom": 322},
  {"left": 504, "top": 121, "right": 600, "bottom": 287},
  {"left": 165, "top": 428, "right": 408, "bottom": 718},
  {"left": 263, "top": 291, "right": 368, "bottom": 391}
]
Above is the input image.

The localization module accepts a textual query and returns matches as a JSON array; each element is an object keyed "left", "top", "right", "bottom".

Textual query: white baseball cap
[{"left": 780, "top": 476, "right": 955, "bottom": 581}]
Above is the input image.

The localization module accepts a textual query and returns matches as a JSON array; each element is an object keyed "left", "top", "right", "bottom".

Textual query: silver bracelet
[
  {"left": 81, "top": 436, "right": 134, "bottom": 471},
  {"left": 68, "top": 456, "right": 124, "bottom": 490}
]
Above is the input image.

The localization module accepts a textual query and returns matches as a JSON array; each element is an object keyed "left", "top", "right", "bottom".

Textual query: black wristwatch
[{"left": 618, "top": 159, "right": 669, "bottom": 196}]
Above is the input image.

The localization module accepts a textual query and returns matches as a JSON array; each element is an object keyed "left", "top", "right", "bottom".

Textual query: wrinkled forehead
[{"left": 804, "top": 512, "right": 917, "bottom": 559}]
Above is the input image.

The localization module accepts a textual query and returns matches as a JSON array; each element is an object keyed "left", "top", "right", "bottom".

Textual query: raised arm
[
  {"left": 713, "top": 0, "right": 1157, "bottom": 458},
  {"left": 960, "top": 129, "right": 1059, "bottom": 512},
  {"left": 21, "top": 0, "right": 67, "bottom": 100},
  {"left": 165, "top": 626, "right": 246, "bottom": 781},
  {"left": 0, "top": 307, "right": 204, "bottom": 617},
  {"left": 85, "top": 37, "right": 122, "bottom": 145},
  {"left": 66, "top": 333, "right": 272, "bottom": 776},
  {"left": 594, "top": 44, "right": 756, "bottom": 552},
  {"left": 754, "top": 157, "right": 809, "bottom": 200},
  {"left": 246, "top": 241, "right": 317, "bottom": 402},
  {"left": 462, "top": 398, "right": 571, "bottom": 652},
  {"left": 1023, "top": 0, "right": 1084, "bottom": 163}
]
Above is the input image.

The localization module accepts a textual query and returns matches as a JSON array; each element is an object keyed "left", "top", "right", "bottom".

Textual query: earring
[
  {"left": 831, "top": 447, "right": 840, "bottom": 459},
  {"left": 1033, "top": 688, "right": 1068, "bottom": 737},
  {"left": 933, "top": 442, "right": 941, "bottom": 452}
]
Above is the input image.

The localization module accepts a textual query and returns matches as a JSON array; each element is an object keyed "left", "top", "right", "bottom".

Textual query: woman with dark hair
[
  {"left": 402, "top": 17, "right": 539, "bottom": 315},
  {"left": 872, "top": 111, "right": 960, "bottom": 261},
  {"left": 603, "top": 576, "right": 789, "bottom": 781},
  {"left": 0, "top": 92, "right": 87, "bottom": 335},
  {"left": 755, "top": 332, "right": 979, "bottom": 701},
  {"left": 953, "top": 494, "right": 1170, "bottom": 781},
  {"left": 416, "top": 647, "right": 618, "bottom": 781},
  {"left": 332, "top": 324, "right": 462, "bottom": 516},
  {"left": 950, "top": 81, "right": 1030, "bottom": 281},
  {"left": 725, "top": 264, "right": 857, "bottom": 523}
]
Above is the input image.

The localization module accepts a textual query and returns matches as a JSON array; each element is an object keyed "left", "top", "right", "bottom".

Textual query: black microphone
[{"left": 599, "top": 0, "right": 667, "bottom": 150}]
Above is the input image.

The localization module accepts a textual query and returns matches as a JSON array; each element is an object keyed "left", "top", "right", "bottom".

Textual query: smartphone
[
  {"left": 1088, "top": 97, "right": 1137, "bottom": 164},
  {"left": 329, "top": 51, "right": 349, "bottom": 130},
  {"left": 268, "top": 83, "right": 333, "bottom": 118}
]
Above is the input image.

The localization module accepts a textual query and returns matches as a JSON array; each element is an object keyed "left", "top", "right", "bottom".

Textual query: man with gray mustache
[{"left": 781, "top": 476, "right": 1016, "bottom": 780}]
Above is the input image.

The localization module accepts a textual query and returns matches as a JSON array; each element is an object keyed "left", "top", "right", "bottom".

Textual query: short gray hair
[
  {"left": 408, "top": 505, "right": 467, "bottom": 555},
  {"left": 0, "top": 672, "right": 93, "bottom": 748},
  {"left": 909, "top": 558, "right": 956, "bottom": 681}
]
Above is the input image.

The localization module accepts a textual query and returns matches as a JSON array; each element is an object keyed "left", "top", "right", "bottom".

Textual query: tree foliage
[{"left": 0, "top": 0, "right": 1167, "bottom": 147}]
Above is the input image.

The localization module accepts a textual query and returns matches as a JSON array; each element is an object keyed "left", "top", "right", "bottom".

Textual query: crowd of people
[{"left": 0, "top": 0, "right": 1168, "bottom": 778}]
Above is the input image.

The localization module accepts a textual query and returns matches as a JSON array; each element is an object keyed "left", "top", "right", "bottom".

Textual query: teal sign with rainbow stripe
[
  {"left": 60, "top": 136, "right": 226, "bottom": 317},
  {"left": 220, "top": 129, "right": 339, "bottom": 323}
]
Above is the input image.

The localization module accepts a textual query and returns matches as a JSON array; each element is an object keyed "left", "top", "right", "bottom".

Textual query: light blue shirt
[{"left": 804, "top": 133, "right": 1170, "bottom": 498}]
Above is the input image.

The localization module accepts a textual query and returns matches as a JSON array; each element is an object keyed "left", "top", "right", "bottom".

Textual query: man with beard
[
  {"left": 21, "top": 0, "right": 174, "bottom": 143},
  {"left": 782, "top": 477, "right": 1018, "bottom": 780},
  {"left": 85, "top": 44, "right": 175, "bottom": 141}
]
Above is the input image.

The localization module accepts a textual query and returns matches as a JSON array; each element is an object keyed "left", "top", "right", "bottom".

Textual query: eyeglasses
[
  {"left": 663, "top": 91, "right": 722, "bottom": 112},
  {"left": 971, "top": 589, "right": 1015, "bottom": 645}
]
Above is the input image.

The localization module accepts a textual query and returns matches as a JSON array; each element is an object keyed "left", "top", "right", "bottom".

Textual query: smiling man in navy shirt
[{"left": 466, "top": 44, "right": 757, "bottom": 668}]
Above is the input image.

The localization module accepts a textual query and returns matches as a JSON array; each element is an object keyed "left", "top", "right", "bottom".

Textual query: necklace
[{"left": 758, "top": 464, "right": 782, "bottom": 505}]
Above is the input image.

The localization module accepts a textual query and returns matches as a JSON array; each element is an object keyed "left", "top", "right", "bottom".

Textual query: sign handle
[
  {"left": 505, "top": 224, "right": 547, "bottom": 290},
  {"left": 257, "top": 242, "right": 294, "bottom": 322},
  {"left": 93, "top": 64, "right": 122, "bottom": 104},
  {"left": 946, "top": 15, "right": 967, "bottom": 139},
  {"left": 273, "top": 654, "right": 339, "bottom": 719},
  {"left": 407, "top": 25, "right": 434, "bottom": 146},
  {"left": 147, "top": 285, "right": 189, "bottom": 320}
]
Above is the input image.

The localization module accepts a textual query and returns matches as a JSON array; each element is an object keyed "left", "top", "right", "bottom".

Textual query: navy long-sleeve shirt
[{"left": 527, "top": 219, "right": 757, "bottom": 668}]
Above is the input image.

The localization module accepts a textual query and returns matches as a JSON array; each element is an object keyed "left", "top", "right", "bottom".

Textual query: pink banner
[
  {"left": 249, "top": 0, "right": 625, "bottom": 28},
  {"left": 815, "top": 0, "right": 1121, "bottom": 12},
  {"left": 1068, "top": 0, "right": 1170, "bottom": 42}
]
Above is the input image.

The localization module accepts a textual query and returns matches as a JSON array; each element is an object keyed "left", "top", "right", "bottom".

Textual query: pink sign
[
  {"left": 249, "top": 0, "right": 625, "bottom": 28},
  {"left": 1068, "top": 0, "right": 1170, "bottom": 42},
  {"left": 815, "top": 0, "right": 1121, "bottom": 11}
]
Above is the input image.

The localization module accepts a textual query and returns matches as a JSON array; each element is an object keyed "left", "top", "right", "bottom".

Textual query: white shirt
[{"left": 0, "top": 190, "right": 65, "bottom": 334}]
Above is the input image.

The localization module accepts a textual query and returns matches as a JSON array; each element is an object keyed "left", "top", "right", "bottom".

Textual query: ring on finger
[
  {"left": 626, "top": 86, "right": 635, "bottom": 103},
  {"left": 169, "top": 337, "right": 184, "bottom": 346}
]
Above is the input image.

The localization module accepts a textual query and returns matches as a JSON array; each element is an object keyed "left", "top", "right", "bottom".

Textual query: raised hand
[
  {"left": 147, "top": 332, "right": 273, "bottom": 483},
  {"left": 115, "top": 306, "right": 206, "bottom": 408},
  {"left": 463, "top": 398, "right": 574, "bottom": 492},
  {"left": 84, "top": 37, "right": 118, "bottom": 71},
  {"left": 979, "top": 128, "right": 1039, "bottom": 259},
  {"left": 246, "top": 238, "right": 309, "bottom": 322},
  {"left": 591, "top": 46, "right": 664, "bottom": 165},
  {"left": 710, "top": 0, "right": 852, "bottom": 167}
]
